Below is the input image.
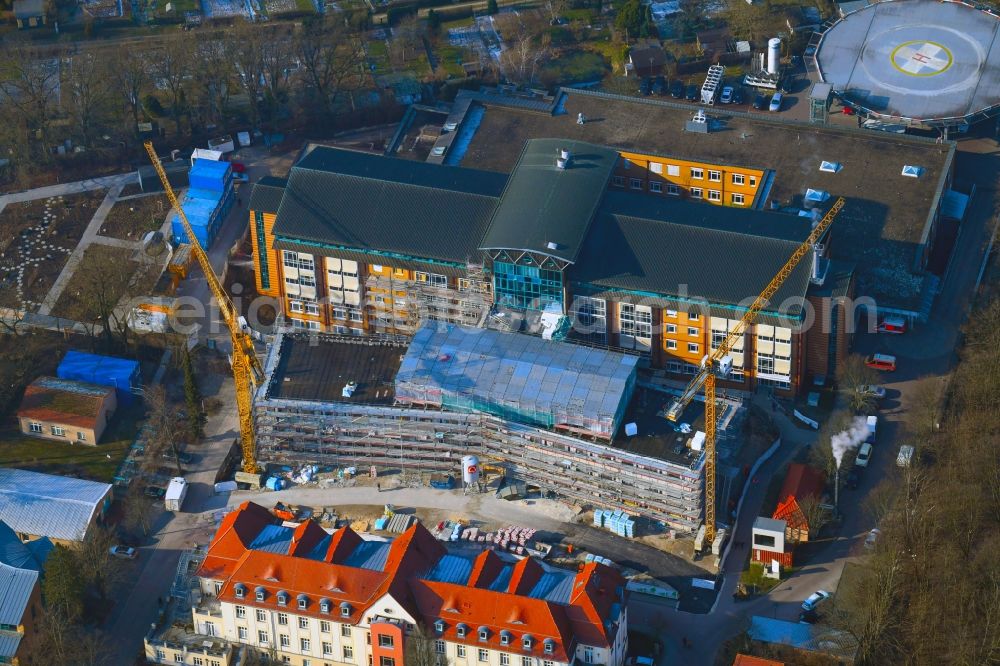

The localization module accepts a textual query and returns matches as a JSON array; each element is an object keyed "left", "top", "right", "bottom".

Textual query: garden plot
[
  {"left": 0, "top": 191, "right": 106, "bottom": 311},
  {"left": 448, "top": 15, "right": 504, "bottom": 61},
  {"left": 99, "top": 195, "right": 171, "bottom": 241},
  {"left": 203, "top": 0, "right": 251, "bottom": 18}
]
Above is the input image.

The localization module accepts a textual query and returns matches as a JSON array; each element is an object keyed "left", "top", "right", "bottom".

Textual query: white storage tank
[
  {"left": 461, "top": 455, "right": 480, "bottom": 485},
  {"left": 767, "top": 38, "right": 781, "bottom": 75}
]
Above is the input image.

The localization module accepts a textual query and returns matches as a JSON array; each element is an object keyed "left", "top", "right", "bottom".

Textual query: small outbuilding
[
  {"left": 13, "top": 0, "right": 46, "bottom": 29},
  {"left": 17, "top": 376, "right": 118, "bottom": 445}
]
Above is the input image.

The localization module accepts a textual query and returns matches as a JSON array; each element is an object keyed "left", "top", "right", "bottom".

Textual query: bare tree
[
  {"left": 838, "top": 354, "right": 879, "bottom": 413},
  {"left": 403, "top": 623, "right": 438, "bottom": 666},
  {"left": 122, "top": 482, "right": 155, "bottom": 537},
  {"left": 145, "top": 384, "right": 187, "bottom": 476},
  {"left": 64, "top": 53, "right": 113, "bottom": 150},
  {"left": 191, "top": 41, "right": 232, "bottom": 130},
  {"left": 153, "top": 37, "right": 194, "bottom": 135},
  {"left": 227, "top": 21, "right": 268, "bottom": 131},
  {"left": 77, "top": 525, "right": 124, "bottom": 603},
  {"left": 0, "top": 44, "right": 60, "bottom": 158},
  {"left": 297, "top": 19, "right": 366, "bottom": 119},
  {"left": 114, "top": 47, "right": 150, "bottom": 143},
  {"left": 70, "top": 249, "right": 141, "bottom": 348}
]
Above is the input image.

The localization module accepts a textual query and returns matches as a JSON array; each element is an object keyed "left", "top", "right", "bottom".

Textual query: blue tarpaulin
[
  {"left": 57, "top": 351, "right": 140, "bottom": 405},
  {"left": 188, "top": 159, "right": 231, "bottom": 192}
]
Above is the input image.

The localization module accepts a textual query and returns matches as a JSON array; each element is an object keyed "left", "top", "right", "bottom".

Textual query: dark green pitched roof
[
  {"left": 271, "top": 147, "right": 508, "bottom": 265},
  {"left": 571, "top": 192, "right": 816, "bottom": 315},
  {"left": 479, "top": 139, "right": 618, "bottom": 263},
  {"left": 248, "top": 176, "right": 288, "bottom": 214}
]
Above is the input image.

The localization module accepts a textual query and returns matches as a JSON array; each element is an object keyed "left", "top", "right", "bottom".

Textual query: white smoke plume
[{"left": 831, "top": 416, "right": 870, "bottom": 468}]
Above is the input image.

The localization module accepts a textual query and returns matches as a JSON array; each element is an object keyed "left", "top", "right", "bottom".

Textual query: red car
[{"left": 230, "top": 162, "right": 246, "bottom": 173}]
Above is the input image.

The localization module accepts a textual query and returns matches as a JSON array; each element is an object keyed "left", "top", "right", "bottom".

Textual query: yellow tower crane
[
  {"left": 665, "top": 197, "right": 846, "bottom": 546},
  {"left": 144, "top": 141, "right": 264, "bottom": 474}
]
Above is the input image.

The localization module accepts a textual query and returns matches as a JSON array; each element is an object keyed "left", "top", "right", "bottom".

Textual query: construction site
[{"left": 252, "top": 326, "right": 733, "bottom": 533}]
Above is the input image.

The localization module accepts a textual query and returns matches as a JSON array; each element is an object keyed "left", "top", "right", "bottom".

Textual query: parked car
[
  {"left": 769, "top": 92, "right": 783, "bottom": 111},
  {"left": 109, "top": 545, "right": 137, "bottom": 560},
  {"left": 639, "top": 77, "right": 652, "bottom": 96},
  {"left": 855, "top": 442, "right": 873, "bottom": 468},
  {"left": 865, "top": 415, "right": 878, "bottom": 444},
  {"left": 720, "top": 86, "right": 734, "bottom": 104},
  {"left": 864, "top": 528, "right": 881, "bottom": 550},
  {"left": 857, "top": 384, "right": 887, "bottom": 400},
  {"left": 897, "top": 444, "right": 915, "bottom": 467},
  {"left": 652, "top": 76, "right": 666, "bottom": 95},
  {"left": 143, "top": 486, "right": 166, "bottom": 499},
  {"left": 866, "top": 353, "right": 897, "bottom": 371},
  {"left": 230, "top": 162, "right": 246, "bottom": 173},
  {"left": 802, "top": 590, "right": 831, "bottom": 611},
  {"left": 752, "top": 93, "right": 767, "bottom": 110},
  {"left": 685, "top": 84, "right": 699, "bottom": 101},
  {"left": 732, "top": 87, "right": 745, "bottom": 105},
  {"left": 845, "top": 467, "right": 861, "bottom": 489},
  {"left": 878, "top": 315, "right": 907, "bottom": 334},
  {"left": 670, "top": 80, "right": 685, "bottom": 98},
  {"left": 431, "top": 145, "right": 447, "bottom": 157}
]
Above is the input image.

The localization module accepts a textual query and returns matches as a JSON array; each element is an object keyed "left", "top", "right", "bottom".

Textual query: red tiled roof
[
  {"left": 772, "top": 497, "right": 808, "bottom": 533},
  {"left": 17, "top": 377, "right": 114, "bottom": 430},
  {"left": 202, "top": 502, "right": 623, "bottom": 654},
  {"left": 776, "top": 463, "right": 825, "bottom": 506}
]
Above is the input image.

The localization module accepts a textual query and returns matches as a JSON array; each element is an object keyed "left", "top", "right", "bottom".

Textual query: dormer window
[
  {"left": 523, "top": 636, "right": 533, "bottom": 650},
  {"left": 255, "top": 587, "right": 266, "bottom": 602},
  {"left": 234, "top": 584, "right": 245, "bottom": 599},
  {"left": 543, "top": 639, "right": 554, "bottom": 655},
  {"left": 478, "top": 627, "right": 489, "bottom": 642},
  {"left": 340, "top": 602, "right": 352, "bottom": 617},
  {"left": 434, "top": 620, "right": 445, "bottom": 634},
  {"left": 277, "top": 591, "right": 289, "bottom": 606},
  {"left": 500, "top": 631, "right": 511, "bottom": 646},
  {"left": 456, "top": 624, "right": 468, "bottom": 639},
  {"left": 320, "top": 599, "right": 331, "bottom": 613},
  {"left": 298, "top": 594, "right": 308, "bottom": 610}
]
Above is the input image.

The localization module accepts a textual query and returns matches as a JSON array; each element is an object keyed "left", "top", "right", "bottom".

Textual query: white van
[
  {"left": 897, "top": 445, "right": 915, "bottom": 467},
  {"left": 855, "top": 442, "right": 873, "bottom": 468}
]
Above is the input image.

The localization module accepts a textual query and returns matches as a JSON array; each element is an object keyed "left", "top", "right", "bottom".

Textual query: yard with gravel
[
  {"left": 99, "top": 194, "right": 171, "bottom": 241},
  {"left": 0, "top": 190, "right": 106, "bottom": 310}
]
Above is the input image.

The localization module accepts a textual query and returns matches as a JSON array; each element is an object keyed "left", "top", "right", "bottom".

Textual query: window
[
  {"left": 501, "top": 655, "right": 510, "bottom": 666},
  {"left": 303, "top": 661, "right": 310, "bottom": 666},
  {"left": 274, "top": 613, "right": 286, "bottom": 625},
  {"left": 49, "top": 425, "right": 65, "bottom": 436},
  {"left": 688, "top": 312, "right": 700, "bottom": 321},
  {"left": 584, "top": 648, "right": 594, "bottom": 664},
  {"left": 478, "top": 650, "right": 489, "bottom": 663},
  {"left": 341, "top": 626, "right": 352, "bottom": 638},
  {"left": 754, "top": 533, "right": 776, "bottom": 547},
  {"left": 666, "top": 340, "right": 677, "bottom": 350},
  {"left": 650, "top": 181, "right": 662, "bottom": 193},
  {"left": 283, "top": 251, "right": 315, "bottom": 272},
  {"left": 341, "top": 605, "right": 351, "bottom": 617},
  {"left": 619, "top": 303, "right": 652, "bottom": 352},
  {"left": 238, "top": 626, "right": 248, "bottom": 640},
  {"left": 300, "top": 618, "right": 309, "bottom": 630},
  {"left": 493, "top": 260, "right": 563, "bottom": 312},
  {"left": 666, "top": 183, "right": 680, "bottom": 195},
  {"left": 323, "top": 642, "right": 333, "bottom": 656},
  {"left": 611, "top": 175, "right": 625, "bottom": 187},
  {"left": 254, "top": 211, "right": 271, "bottom": 290},
  {"left": 380, "top": 658, "right": 395, "bottom": 666},
  {"left": 76, "top": 431, "right": 86, "bottom": 442},
  {"left": 156, "top": 649, "right": 166, "bottom": 660},
  {"left": 457, "top": 646, "right": 466, "bottom": 658},
  {"left": 28, "top": 422, "right": 42, "bottom": 433},
  {"left": 544, "top": 642, "right": 554, "bottom": 655},
  {"left": 256, "top": 609, "right": 266, "bottom": 622},
  {"left": 688, "top": 327, "right": 698, "bottom": 337},
  {"left": 690, "top": 167, "right": 704, "bottom": 179},
  {"left": 289, "top": 300, "right": 304, "bottom": 313},
  {"left": 690, "top": 187, "right": 703, "bottom": 199},
  {"left": 435, "top": 641, "right": 446, "bottom": 654},
  {"left": 629, "top": 178, "right": 642, "bottom": 190},
  {"left": 650, "top": 162, "right": 663, "bottom": 174},
  {"left": 523, "top": 659, "right": 532, "bottom": 666},
  {"left": 302, "top": 638, "right": 312, "bottom": 652},
  {"left": 732, "top": 173, "right": 745, "bottom": 186},
  {"left": 708, "top": 170, "right": 721, "bottom": 182},
  {"left": 321, "top": 621, "right": 330, "bottom": 633},
  {"left": 666, "top": 309, "right": 677, "bottom": 318},
  {"left": 500, "top": 633, "right": 510, "bottom": 646},
  {"left": 478, "top": 629, "right": 489, "bottom": 641},
  {"left": 194, "top": 657, "right": 204, "bottom": 666},
  {"left": 569, "top": 296, "right": 606, "bottom": 344},
  {"left": 256, "top": 589, "right": 265, "bottom": 602},
  {"left": 236, "top": 606, "right": 247, "bottom": 618},
  {"left": 434, "top": 620, "right": 445, "bottom": 634},
  {"left": 349, "top": 310, "right": 363, "bottom": 323},
  {"left": 688, "top": 343, "right": 700, "bottom": 353},
  {"left": 175, "top": 655, "right": 185, "bottom": 663},
  {"left": 343, "top": 646, "right": 354, "bottom": 662},
  {"left": 281, "top": 635, "right": 291, "bottom": 648},
  {"left": 332, "top": 308, "right": 346, "bottom": 320},
  {"left": 749, "top": 176, "right": 757, "bottom": 187},
  {"left": 304, "top": 303, "right": 320, "bottom": 316},
  {"left": 379, "top": 635, "right": 395, "bottom": 648},
  {"left": 731, "top": 193, "right": 745, "bottom": 206},
  {"left": 258, "top": 630, "right": 269, "bottom": 645},
  {"left": 708, "top": 190, "right": 721, "bottom": 202},
  {"left": 457, "top": 626, "right": 467, "bottom": 638},
  {"left": 667, "top": 164, "right": 680, "bottom": 176}
]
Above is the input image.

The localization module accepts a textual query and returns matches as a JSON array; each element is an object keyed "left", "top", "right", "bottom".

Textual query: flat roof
[
  {"left": 396, "top": 323, "right": 638, "bottom": 438},
  {"left": 816, "top": 0, "right": 1000, "bottom": 124},
  {"left": 481, "top": 139, "right": 618, "bottom": 263},
  {"left": 266, "top": 334, "right": 406, "bottom": 404},
  {"left": 458, "top": 88, "right": 954, "bottom": 312},
  {"left": 611, "top": 387, "right": 706, "bottom": 467}
]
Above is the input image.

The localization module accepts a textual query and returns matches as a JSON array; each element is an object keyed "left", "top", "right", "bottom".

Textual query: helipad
[{"left": 815, "top": 0, "right": 1000, "bottom": 126}]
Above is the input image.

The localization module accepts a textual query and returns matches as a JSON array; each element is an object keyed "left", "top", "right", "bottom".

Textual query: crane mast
[
  {"left": 666, "top": 197, "right": 846, "bottom": 545},
  {"left": 144, "top": 142, "right": 264, "bottom": 473}
]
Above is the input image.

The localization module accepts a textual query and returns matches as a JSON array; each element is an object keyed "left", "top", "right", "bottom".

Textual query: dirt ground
[
  {"left": 0, "top": 190, "right": 106, "bottom": 309},
  {"left": 50, "top": 244, "right": 163, "bottom": 321},
  {"left": 99, "top": 194, "right": 171, "bottom": 241}
]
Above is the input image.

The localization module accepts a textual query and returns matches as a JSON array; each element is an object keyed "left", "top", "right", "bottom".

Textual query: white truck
[{"left": 165, "top": 477, "right": 188, "bottom": 512}]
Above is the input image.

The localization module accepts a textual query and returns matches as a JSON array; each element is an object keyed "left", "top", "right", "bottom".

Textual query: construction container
[
  {"left": 170, "top": 184, "right": 234, "bottom": 249},
  {"left": 56, "top": 351, "right": 141, "bottom": 406},
  {"left": 188, "top": 158, "right": 231, "bottom": 192}
]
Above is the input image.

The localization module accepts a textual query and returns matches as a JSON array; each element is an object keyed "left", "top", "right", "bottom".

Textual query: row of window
[
  {"left": 445, "top": 643, "right": 555, "bottom": 666},
  {"left": 155, "top": 651, "right": 221, "bottom": 666},
  {"left": 665, "top": 340, "right": 701, "bottom": 354},
  {"left": 612, "top": 177, "right": 746, "bottom": 205},
  {"left": 28, "top": 422, "right": 87, "bottom": 441},
  {"left": 622, "top": 158, "right": 757, "bottom": 187}
]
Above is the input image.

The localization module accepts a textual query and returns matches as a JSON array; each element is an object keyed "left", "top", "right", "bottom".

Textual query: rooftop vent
[
  {"left": 819, "top": 161, "right": 841, "bottom": 173},
  {"left": 902, "top": 165, "right": 923, "bottom": 178},
  {"left": 577, "top": 113, "right": 586, "bottom": 125},
  {"left": 546, "top": 241, "right": 561, "bottom": 251},
  {"left": 685, "top": 109, "right": 709, "bottom": 134}
]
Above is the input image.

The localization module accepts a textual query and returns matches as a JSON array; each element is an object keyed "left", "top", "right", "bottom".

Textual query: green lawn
[
  {"left": 436, "top": 45, "right": 471, "bottom": 78},
  {"left": 541, "top": 50, "right": 609, "bottom": 86},
  {"left": 0, "top": 406, "right": 142, "bottom": 483}
]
